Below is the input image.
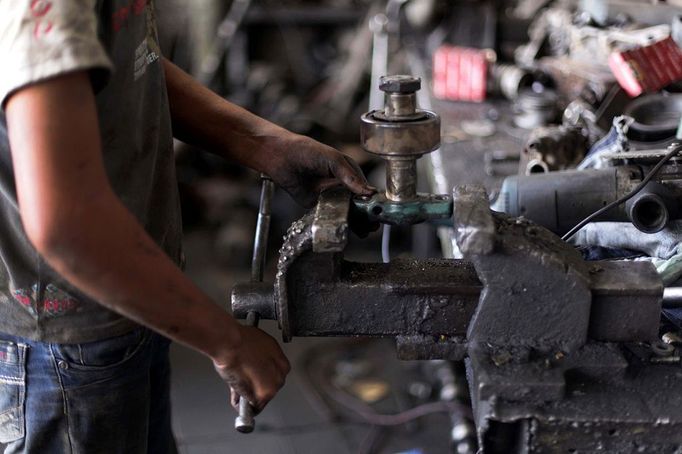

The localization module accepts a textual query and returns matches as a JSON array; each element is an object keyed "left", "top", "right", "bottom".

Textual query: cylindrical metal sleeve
[
  {"left": 386, "top": 159, "right": 418, "bottom": 201},
  {"left": 385, "top": 93, "right": 418, "bottom": 118}
]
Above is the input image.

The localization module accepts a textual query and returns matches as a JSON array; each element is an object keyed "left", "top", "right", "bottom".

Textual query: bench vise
[{"left": 230, "top": 76, "right": 682, "bottom": 452}]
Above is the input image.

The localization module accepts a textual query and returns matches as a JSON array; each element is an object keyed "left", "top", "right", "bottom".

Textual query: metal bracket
[{"left": 353, "top": 192, "right": 453, "bottom": 225}]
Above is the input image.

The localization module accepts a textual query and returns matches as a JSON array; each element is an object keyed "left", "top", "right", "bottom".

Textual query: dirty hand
[
  {"left": 212, "top": 325, "right": 291, "bottom": 412},
  {"left": 265, "top": 132, "right": 375, "bottom": 208}
]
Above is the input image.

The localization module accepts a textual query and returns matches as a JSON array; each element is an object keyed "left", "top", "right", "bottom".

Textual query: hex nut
[{"left": 380, "top": 75, "right": 422, "bottom": 93}]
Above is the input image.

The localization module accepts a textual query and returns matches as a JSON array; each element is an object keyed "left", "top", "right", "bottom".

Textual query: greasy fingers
[
  {"left": 329, "top": 153, "right": 375, "bottom": 196},
  {"left": 251, "top": 363, "right": 288, "bottom": 410},
  {"left": 214, "top": 326, "right": 291, "bottom": 412},
  {"left": 230, "top": 388, "right": 240, "bottom": 410}
]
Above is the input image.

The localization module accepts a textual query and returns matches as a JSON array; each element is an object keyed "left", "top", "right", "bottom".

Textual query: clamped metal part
[
  {"left": 233, "top": 175, "right": 274, "bottom": 434},
  {"left": 355, "top": 75, "right": 451, "bottom": 225}
]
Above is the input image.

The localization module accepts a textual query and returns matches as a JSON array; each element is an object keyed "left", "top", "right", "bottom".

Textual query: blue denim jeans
[{"left": 0, "top": 328, "right": 177, "bottom": 453}]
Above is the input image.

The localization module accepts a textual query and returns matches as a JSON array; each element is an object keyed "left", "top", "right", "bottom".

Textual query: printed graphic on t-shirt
[
  {"left": 28, "top": 0, "right": 55, "bottom": 38},
  {"left": 110, "top": 1, "right": 161, "bottom": 81},
  {"left": 12, "top": 284, "right": 80, "bottom": 318},
  {"left": 112, "top": 0, "right": 149, "bottom": 32},
  {"left": 132, "top": 2, "right": 162, "bottom": 81}
]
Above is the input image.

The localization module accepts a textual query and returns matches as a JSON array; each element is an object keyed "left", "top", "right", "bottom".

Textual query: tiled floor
[{"left": 170, "top": 229, "right": 453, "bottom": 454}]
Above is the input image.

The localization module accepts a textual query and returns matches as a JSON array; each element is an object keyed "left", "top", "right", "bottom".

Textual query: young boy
[{"left": 0, "top": 1, "right": 373, "bottom": 452}]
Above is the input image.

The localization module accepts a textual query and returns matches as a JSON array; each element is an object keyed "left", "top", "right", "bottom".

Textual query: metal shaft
[
  {"left": 385, "top": 93, "right": 418, "bottom": 118},
  {"left": 386, "top": 159, "right": 418, "bottom": 201},
  {"left": 235, "top": 311, "right": 260, "bottom": 434},
  {"left": 251, "top": 177, "right": 274, "bottom": 282},
  {"left": 663, "top": 287, "right": 682, "bottom": 308},
  {"left": 235, "top": 176, "right": 274, "bottom": 434}
]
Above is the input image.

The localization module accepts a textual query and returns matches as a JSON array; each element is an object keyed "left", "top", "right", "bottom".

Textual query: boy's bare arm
[
  {"left": 5, "top": 71, "right": 289, "bottom": 410},
  {"left": 163, "top": 59, "right": 375, "bottom": 207}
]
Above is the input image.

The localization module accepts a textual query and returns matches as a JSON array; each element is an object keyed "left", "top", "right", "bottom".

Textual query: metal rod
[
  {"left": 251, "top": 177, "right": 274, "bottom": 283},
  {"left": 369, "top": 13, "right": 389, "bottom": 112},
  {"left": 663, "top": 287, "right": 682, "bottom": 309},
  {"left": 235, "top": 311, "right": 260, "bottom": 434},
  {"left": 198, "top": 0, "right": 253, "bottom": 86},
  {"left": 236, "top": 176, "right": 274, "bottom": 434}
]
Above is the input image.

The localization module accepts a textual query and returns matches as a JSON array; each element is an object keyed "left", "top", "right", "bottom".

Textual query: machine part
[
  {"left": 662, "top": 330, "right": 682, "bottom": 343},
  {"left": 513, "top": 90, "right": 559, "bottom": 129},
  {"left": 233, "top": 187, "right": 663, "bottom": 348},
  {"left": 494, "top": 167, "right": 634, "bottom": 235},
  {"left": 451, "top": 188, "right": 672, "bottom": 453},
  {"left": 231, "top": 281, "right": 275, "bottom": 321},
  {"left": 452, "top": 186, "right": 495, "bottom": 256},
  {"left": 624, "top": 94, "right": 682, "bottom": 142},
  {"left": 562, "top": 144, "right": 682, "bottom": 241},
  {"left": 520, "top": 125, "right": 589, "bottom": 175},
  {"left": 251, "top": 177, "right": 274, "bottom": 282},
  {"left": 360, "top": 75, "right": 441, "bottom": 202},
  {"left": 353, "top": 192, "right": 452, "bottom": 225},
  {"left": 538, "top": 56, "right": 616, "bottom": 109},
  {"left": 231, "top": 184, "right": 675, "bottom": 452},
  {"left": 494, "top": 146, "right": 682, "bottom": 237},
  {"left": 235, "top": 310, "right": 260, "bottom": 434},
  {"left": 663, "top": 287, "right": 682, "bottom": 309},
  {"left": 234, "top": 176, "right": 274, "bottom": 434},
  {"left": 274, "top": 215, "right": 313, "bottom": 342},
  {"left": 625, "top": 191, "right": 670, "bottom": 234},
  {"left": 357, "top": 74, "right": 451, "bottom": 226},
  {"left": 311, "top": 187, "right": 351, "bottom": 253},
  {"left": 490, "top": 64, "right": 533, "bottom": 101},
  {"left": 454, "top": 185, "right": 593, "bottom": 352}
]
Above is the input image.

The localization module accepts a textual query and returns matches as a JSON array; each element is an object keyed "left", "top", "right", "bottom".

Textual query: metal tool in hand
[{"left": 234, "top": 175, "right": 274, "bottom": 434}]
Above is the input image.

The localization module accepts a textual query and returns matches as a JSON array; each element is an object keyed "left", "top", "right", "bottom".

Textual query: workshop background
[{"left": 157, "top": 1, "right": 682, "bottom": 453}]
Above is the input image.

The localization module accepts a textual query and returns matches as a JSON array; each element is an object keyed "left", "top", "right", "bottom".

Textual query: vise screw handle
[{"left": 234, "top": 175, "right": 274, "bottom": 434}]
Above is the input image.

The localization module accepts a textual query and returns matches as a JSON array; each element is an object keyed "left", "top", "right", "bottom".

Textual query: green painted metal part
[{"left": 353, "top": 193, "right": 453, "bottom": 225}]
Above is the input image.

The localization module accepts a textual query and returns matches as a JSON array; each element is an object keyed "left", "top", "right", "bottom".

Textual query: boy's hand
[
  {"left": 266, "top": 133, "right": 376, "bottom": 208},
  {"left": 212, "top": 326, "right": 291, "bottom": 411}
]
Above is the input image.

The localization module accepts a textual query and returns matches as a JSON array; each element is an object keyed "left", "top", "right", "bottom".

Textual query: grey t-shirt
[{"left": 0, "top": 0, "right": 183, "bottom": 343}]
